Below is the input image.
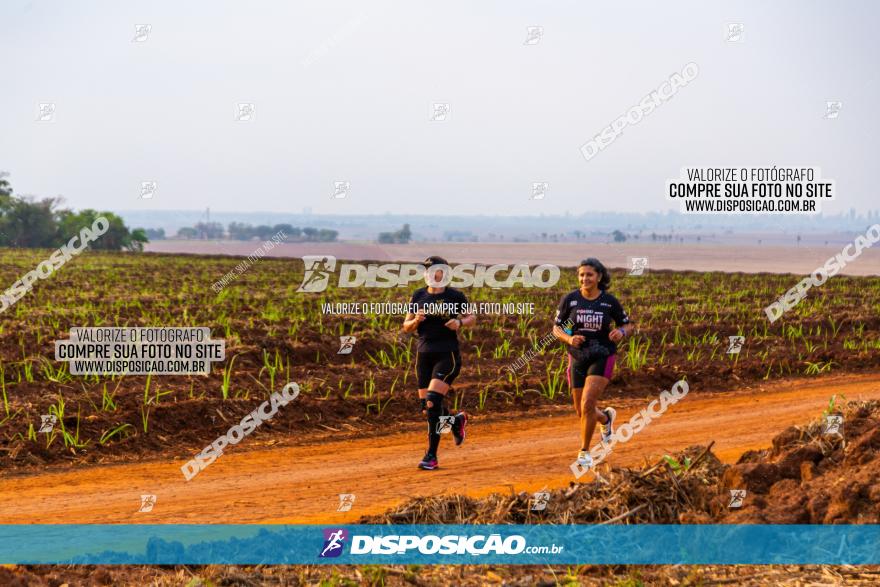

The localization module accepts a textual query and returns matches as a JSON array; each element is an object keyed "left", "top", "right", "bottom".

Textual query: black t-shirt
[
  {"left": 409, "top": 287, "right": 469, "bottom": 352},
  {"left": 554, "top": 289, "right": 630, "bottom": 354}
]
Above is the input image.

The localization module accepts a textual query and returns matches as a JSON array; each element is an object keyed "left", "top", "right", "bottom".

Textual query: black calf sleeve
[
  {"left": 443, "top": 388, "right": 452, "bottom": 416},
  {"left": 426, "top": 391, "right": 445, "bottom": 456},
  {"left": 426, "top": 391, "right": 445, "bottom": 417}
]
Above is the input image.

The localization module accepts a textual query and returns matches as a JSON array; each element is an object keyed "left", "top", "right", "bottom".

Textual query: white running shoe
[
  {"left": 600, "top": 407, "right": 616, "bottom": 444},
  {"left": 577, "top": 450, "right": 593, "bottom": 468}
]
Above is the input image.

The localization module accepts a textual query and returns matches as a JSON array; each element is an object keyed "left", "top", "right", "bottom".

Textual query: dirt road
[
  {"left": 2, "top": 374, "right": 878, "bottom": 524},
  {"left": 144, "top": 241, "right": 880, "bottom": 276}
]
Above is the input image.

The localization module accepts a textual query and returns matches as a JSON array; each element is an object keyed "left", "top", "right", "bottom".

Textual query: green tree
[
  {"left": 1, "top": 196, "right": 60, "bottom": 247},
  {"left": 195, "top": 222, "right": 225, "bottom": 239},
  {"left": 0, "top": 172, "right": 12, "bottom": 199},
  {"left": 0, "top": 173, "right": 146, "bottom": 251},
  {"left": 377, "top": 224, "right": 411, "bottom": 244},
  {"left": 318, "top": 229, "right": 338, "bottom": 242},
  {"left": 227, "top": 222, "right": 253, "bottom": 240},
  {"left": 254, "top": 225, "right": 275, "bottom": 240},
  {"left": 58, "top": 209, "right": 147, "bottom": 251},
  {"left": 272, "top": 224, "right": 296, "bottom": 240}
]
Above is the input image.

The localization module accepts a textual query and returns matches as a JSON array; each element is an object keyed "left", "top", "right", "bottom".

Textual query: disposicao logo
[
  {"left": 317, "top": 530, "right": 562, "bottom": 557},
  {"left": 319, "top": 528, "right": 348, "bottom": 558},
  {"left": 298, "top": 255, "right": 559, "bottom": 292}
]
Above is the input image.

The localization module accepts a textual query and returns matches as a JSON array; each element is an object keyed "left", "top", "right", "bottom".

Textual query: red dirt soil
[
  {"left": 720, "top": 399, "right": 880, "bottom": 524},
  {"left": 1, "top": 373, "right": 877, "bottom": 524}
]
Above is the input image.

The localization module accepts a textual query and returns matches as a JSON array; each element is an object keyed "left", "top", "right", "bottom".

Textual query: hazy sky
[{"left": 2, "top": 0, "right": 878, "bottom": 215}]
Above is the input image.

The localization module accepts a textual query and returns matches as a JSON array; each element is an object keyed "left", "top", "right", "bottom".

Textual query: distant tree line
[
  {"left": 171, "top": 222, "right": 338, "bottom": 242},
  {"left": 378, "top": 224, "right": 411, "bottom": 244},
  {"left": 0, "top": 173, "right": 147, "bottom": 251},
  {"left": 443, "top": 230, "right": 476, "bottom": 242}
]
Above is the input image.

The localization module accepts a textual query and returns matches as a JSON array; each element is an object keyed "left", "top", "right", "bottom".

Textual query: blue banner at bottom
[{"left": 1, "top": 525, "right": 878, "bottom": 565}]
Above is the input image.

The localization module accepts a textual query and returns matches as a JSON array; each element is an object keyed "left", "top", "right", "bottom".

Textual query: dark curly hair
[
  {"left": 423, "top": 256, "right": 449, "bottom": 268},
  {"left": 578, "top": 257, "right": 611, "bottom": 290}
]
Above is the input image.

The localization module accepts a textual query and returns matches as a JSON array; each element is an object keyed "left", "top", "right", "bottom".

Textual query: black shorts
[
  {"left": 566, "top": 353, "right": 617, "bottom": 389},
  {"left": 416, "top": 351, "right": 462, "bottom": 389}
]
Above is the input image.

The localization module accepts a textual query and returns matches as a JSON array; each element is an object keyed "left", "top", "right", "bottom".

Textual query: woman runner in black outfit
[
  {"left": 402, "top": 256, "right": 476, "bottom": 470},
  {"left": 552, "top": 258, "right": 635, "bottom": 469}
]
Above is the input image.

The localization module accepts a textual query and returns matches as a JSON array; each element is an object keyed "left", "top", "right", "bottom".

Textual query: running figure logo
[
  {"left": 36, "top": 103, "right": 56, "bottom": 122},
  {"left": 338, "top": 336, "right": 357, "bottom": 355},
  {"left": 726, "top": 23, "right": 744, "bottom": 42},
  {"left": 337, "top": 494, "right": 356, "bottom": 512},
  {"left": 332, "top": 181, "right": 350, "bottom": 199},
  {"left": 523, "top": 26, "right": 543, "bottom": 45},
  {"left": 437, "top": 415, "right": 455, "bottom": 434},
  {"left": 727, "top": 336, "right": 745, "bottom": 354},
  {"left": 38, "top": 414, "right": 57, "bottom": 433},
  {"left": 133, "top": 24, "right": 152, "bottom": 42},
  {"left": 430, "top": 103, "right": 450, "bottom": 122},
  {"left": 236, "top": 103, "right": 256, "bottom": 122},
  {"left": 298, "top": 256, "right": 336, "bottom": 292},
  {"left": 822, "top": 414, "right": 844, "bottom": 437},
  {"left": 728, "top": 489, "right": 746, "bottom": 508},
  {"left": 530, "top": 492, "right": 550, "bottom": 511},
  {"left": 138, "top": 494, "right": 157, "bottom": 512},
  {"left": 824, "top": 101, "right": 843, "bottom": 119},
  {"left": 629, "top": 257, "right": 648, "bottom": 276},
  {"left": 140, "top": 181, "right": 158, "bottom": 199},
  {"left": 531, "top": 182, "right": 548, "bottom": 200},
  {"left": 319, "top": 528, "right": 349, "bottom": 558}
]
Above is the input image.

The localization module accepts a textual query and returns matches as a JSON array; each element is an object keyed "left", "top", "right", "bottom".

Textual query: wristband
[
  {"left": 456, "top": 318, "right": 463, "bottom": 328},
  {"left": 618, "top": 327, "right": 626, "bottom": 338}
]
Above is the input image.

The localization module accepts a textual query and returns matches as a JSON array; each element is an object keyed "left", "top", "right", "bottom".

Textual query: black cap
[{"left": 423, "top": 256, "right": 448, "bottom": 268}]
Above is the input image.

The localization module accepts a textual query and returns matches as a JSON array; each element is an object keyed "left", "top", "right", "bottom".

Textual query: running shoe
[
  {"left": 418, "top": 454, "right": 438, "bottom": 470},
  {"left": 452, "top": 412, "right": 468, "bottom": 446},
  {"left": 576, "top": 450, "right": 593, "bottom": 469},
  {"left": 600, "top": 407, "right": 616, "bottom": 444}
]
